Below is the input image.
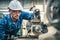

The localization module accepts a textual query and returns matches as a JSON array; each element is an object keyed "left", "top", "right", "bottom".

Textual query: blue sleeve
[
  {"left": 0, "top": 16, "right": 7, "bottom": 40},
  {"left": 21, "top": 11, "right": 34, "bottom": 20}
]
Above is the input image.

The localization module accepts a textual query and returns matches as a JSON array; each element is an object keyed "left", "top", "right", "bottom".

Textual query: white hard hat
[{"left": 8, "top": 0, "right": 23, "bottom": 10}]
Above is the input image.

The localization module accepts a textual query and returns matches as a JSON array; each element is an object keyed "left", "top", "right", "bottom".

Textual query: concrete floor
[
  {"left": 39, "top": 26, "right": 60, "bottom": 40},
  {"left": 14, "top": 26, "right": 60, "bottom": 40},
  {"left": 16, "top": 38, "right": 38, "bottom": 40}
]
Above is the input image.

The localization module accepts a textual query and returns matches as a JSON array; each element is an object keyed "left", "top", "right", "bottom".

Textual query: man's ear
[
  {"left": 8, "top": 9, "right": 12, "bottom": 14},
  {"left": 9, "top": 9, "right": 11, "bottom": 12}
]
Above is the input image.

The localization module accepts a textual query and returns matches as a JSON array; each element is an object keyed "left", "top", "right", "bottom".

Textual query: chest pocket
[
  {"left": 5, "top": 17, "right": 22, "bottom": 34},
  {"left": 7, "top": 22, "right": 21, "bottom": 33},
  {"left": 8, "top": 23, "right": 17, "bottom": 32}
]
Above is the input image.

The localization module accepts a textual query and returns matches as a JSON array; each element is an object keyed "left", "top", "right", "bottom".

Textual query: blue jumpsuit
[{"left": 0, "top": 11, "right": 34, "bottom": 40}]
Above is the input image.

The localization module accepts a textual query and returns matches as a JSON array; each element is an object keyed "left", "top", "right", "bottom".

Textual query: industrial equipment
[{"left": 25, "top": 9, "right": 48, "bottom": 37}]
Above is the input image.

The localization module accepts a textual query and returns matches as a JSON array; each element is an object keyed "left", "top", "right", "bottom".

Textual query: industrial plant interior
[{"left": 0, "top": 0, "right": 60, "bottom": 40}]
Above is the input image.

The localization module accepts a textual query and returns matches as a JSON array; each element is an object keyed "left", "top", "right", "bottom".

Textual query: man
[{"left": 0, "top": 0, "right": 34, "bottom": 40}]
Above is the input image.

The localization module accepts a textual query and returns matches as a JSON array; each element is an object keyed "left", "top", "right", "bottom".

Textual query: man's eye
[{"left": 12, "top": 10, "right": 16, "bottom": 12}]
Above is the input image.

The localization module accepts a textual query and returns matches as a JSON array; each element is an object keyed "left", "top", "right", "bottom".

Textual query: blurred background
[{"left": 0, "top": 0, "right": 60, "bottom": 40}]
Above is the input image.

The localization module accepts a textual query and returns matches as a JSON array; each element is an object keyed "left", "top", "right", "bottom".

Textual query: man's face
[{"left": 9, "top": 9, "right": 20, "bottom": 21}]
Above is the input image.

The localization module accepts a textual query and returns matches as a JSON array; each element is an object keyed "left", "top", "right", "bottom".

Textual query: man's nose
[{"left": 16, "top": 13, "right": 20, "bottom": 16}]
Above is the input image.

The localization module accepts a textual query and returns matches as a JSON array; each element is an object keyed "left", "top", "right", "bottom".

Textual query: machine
[
  {"left": 25, "top": 9, "right": 48, "bottom": 37},
  {"left": 46, "top": 0, "right": 60, "bottom": 40},
  {"left": 46, "top": 0, "right": 60, "bottom": 30}
]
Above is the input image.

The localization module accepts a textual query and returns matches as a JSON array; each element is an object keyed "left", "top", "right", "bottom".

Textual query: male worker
[{"left": 0, "top": 0, "right": 34, "bottom": 40}]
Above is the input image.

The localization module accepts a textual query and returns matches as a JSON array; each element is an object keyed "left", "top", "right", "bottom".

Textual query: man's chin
[
  {"left": 15, "top": 17, "right": 19, "bottom": 19},
  {"left": 15, "top": 18, "right": 18, "bottom": 20},
  {"left": 13, "top": 18, "right": 18, "bottom": 22},
  {"left": 14, "top": 16, "right": 19, "bottom": 19}
]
